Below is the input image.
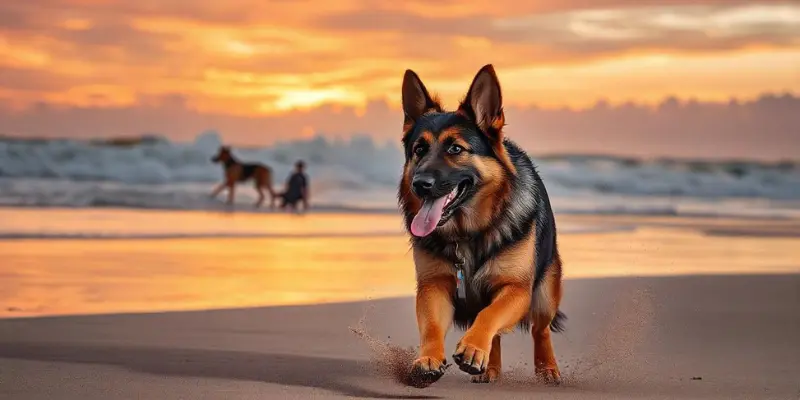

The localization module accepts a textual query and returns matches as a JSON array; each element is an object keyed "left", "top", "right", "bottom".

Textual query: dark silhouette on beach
[{"left": 279, "top": 160, "right": 309, "bottom": 212}]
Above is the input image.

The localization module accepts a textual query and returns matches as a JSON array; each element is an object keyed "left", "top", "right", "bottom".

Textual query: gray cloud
[
  {"left": 0, "top": 67, "right": 88, "bottom": 91},
  {"left": 316, "top": 4, "right": 800, "bottom": 58},
  {"left": 1, "top": 94, "right": 798, "bottom": 161}
]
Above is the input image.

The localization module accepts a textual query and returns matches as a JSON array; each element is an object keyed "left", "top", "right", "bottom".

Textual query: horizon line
[
  {"left": 2, "top": 132, "right": 798, "bottom": 165},
  {"left": 1, "top": 90, "right": 798, "bottom": 116}
]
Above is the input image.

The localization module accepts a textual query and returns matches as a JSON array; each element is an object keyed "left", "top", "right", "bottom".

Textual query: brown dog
[
  {"left": 397, "top": 64, "right": 565, "bottom": 387},
  {"left": 210, "top": 146, "right": 276, "bottom": 208}
]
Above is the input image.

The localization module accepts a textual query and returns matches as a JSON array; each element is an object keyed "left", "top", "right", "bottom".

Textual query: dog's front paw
[
  {"left": 452, "top": 337, "right": 491, "bottom": 376},
  {"left": 535, "top": 367, "right": 561, "bottom": 385},
  {"left": 408, "top": 356, "right": 447, "bottom": 388}
]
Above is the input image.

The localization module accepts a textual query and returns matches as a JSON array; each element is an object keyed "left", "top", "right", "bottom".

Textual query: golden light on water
[{"left": 1, "top": 210, "right": 798, "bottom": 319}]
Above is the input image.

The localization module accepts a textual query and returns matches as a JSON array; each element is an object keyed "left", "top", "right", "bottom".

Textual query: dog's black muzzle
[{"left": 411, "top": 173, "right": 457, "bottom": 199}]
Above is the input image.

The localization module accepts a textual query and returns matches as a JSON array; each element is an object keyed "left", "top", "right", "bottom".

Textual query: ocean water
[{"left": 1, "top": 130, "right": 799, "bottom": 221}]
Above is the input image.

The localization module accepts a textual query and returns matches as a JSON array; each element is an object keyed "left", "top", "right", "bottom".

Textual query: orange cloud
[{"left": 0, "top": 0, "right": 797, "bottom": 116}]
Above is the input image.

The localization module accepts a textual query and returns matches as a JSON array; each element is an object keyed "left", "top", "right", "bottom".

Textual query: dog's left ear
[
  {"left": 402, "top": 69, "right": 442, "bottom": 127},
  {"left": 458, "top": 64, "right": 505, "bottom": 143}
]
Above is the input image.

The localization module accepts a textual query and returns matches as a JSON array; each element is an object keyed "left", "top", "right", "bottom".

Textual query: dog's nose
[{"left": 412, "top": 174, "right": 436, "bottom": 196}]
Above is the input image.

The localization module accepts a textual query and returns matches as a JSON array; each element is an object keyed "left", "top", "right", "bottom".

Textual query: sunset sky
[{"left": 1, "top": 0, "right": 799, "bottom": 158}]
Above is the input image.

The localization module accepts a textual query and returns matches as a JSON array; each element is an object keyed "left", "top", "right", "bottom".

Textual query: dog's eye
[
  {"left": 447, "top": 144, "right": 463, "bottom": 155},
  {"left": 414, "top": 146, "right": 427, "bottom": 157}
]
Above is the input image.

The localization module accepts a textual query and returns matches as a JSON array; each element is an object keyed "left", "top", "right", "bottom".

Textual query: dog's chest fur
[
  {"left": 438, "top": 238, "right": 518, "bottom": 329},
  {"left": 407, "top": 141, "right": 548, "bottom": 328}
]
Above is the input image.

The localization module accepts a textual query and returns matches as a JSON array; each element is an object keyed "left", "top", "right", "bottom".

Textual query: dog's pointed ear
[
  {"left": 402, "top": 69, "right": 441, "bottom": 125},
  {"left": 458, "top": 64, "right": 505, "bottom": 142}
]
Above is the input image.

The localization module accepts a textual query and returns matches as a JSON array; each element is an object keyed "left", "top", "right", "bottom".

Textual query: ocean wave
[
  {"left": 1, "top": 180, "right": 798, "bottom": 220},
  {"left": 0, "top": 131, "right": 404, "bottom": 189},
  {"left": 1, "top": 131, "right": 799, "bottom": 215}
]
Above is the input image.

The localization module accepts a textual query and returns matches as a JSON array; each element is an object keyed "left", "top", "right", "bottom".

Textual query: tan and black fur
[
  {"left": 398, "top": 64, "right": 565, "bottom": 388},
  {"left": 210, "top": 146, "right": 276, "bottom": 208}
]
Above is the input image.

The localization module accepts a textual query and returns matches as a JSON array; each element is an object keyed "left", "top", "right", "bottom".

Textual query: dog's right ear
[{"left": 402, "top": 69, "right": 441, "bottom": 127}]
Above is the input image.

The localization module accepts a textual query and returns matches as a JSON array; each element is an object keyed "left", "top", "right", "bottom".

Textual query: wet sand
[
  {"left": 1, "top": 275, "right": 798, "bottom": 399},
  {"left": 0, "top": 211, "right": 799, "bottom": 398}
]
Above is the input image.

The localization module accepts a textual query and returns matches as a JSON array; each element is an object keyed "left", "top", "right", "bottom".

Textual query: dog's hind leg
[
  {"left": 264, "top": 172, "right": 276, "bottom": 209},
  {"left": 267, "top": 186, "right": 277, "bottom": 209},
  {"left": 256, "top": 169, "right": 276, "bottom": 209},
  {"left": 259, "top": 183, "right": 276, "bottom": 209},
  {"left": 209, "top": 182, "right": 226, "bottom": 198},
  {"left": 471, "top": 335, "right": 502, "bottom": 383},
  {"left": 531, "top": 264, "right": 564, "bottom": 384},
  {"left": 226, "top": 183, "right": 235, "bottom": 205},
  {"left": 254, "top": 185, "right": 265, "bottom": 208},
  {"left": 533, "top": 324, "right": 559, "bottom": 384},
  {"left": 252, "top": 174, "right": 267, "bottom": 208}
]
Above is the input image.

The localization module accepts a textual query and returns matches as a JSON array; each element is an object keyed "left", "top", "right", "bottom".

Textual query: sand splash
[
  {"left": 489, "top": 286, "right": 656, "bottom": 389},
  {"left": 349, "top": 286, "right": 655, "bottom": 390},
  {"left": 349, "top": 313, "right": 419, "bottom": 386}
]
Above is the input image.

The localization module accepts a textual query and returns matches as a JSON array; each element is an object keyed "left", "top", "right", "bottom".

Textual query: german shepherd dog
[
  {"left": 210, "top": 146, "right": 277, "bottom": 208},
  {"left": 397, "top": 64, "right": 565, "bottom": 387}
]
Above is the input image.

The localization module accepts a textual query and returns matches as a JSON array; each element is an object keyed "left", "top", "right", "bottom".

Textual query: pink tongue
[{"left": 410, "top": 197, "right": 448, "bottom": 237}]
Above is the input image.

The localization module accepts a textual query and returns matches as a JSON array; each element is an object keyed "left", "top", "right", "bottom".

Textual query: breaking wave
[{"left": 1, "top": 131, "right": 799, "bottom": 218}]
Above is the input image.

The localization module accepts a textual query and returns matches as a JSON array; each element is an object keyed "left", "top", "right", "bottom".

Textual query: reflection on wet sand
[{"left": 0, "top": 211, "right": 798, "bottom": 318}]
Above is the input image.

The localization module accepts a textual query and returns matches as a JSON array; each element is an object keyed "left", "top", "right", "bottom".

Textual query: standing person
[{"left": 280, "top": 160, "right": 309, "bottom": 212}]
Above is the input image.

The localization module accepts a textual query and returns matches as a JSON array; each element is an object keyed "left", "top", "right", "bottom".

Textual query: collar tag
[
  {"left": 454, "top": 242, "right": 467, "bottom": 301},
  {"left": 456, "top": 268, "right": 467, "bottom": 300}
]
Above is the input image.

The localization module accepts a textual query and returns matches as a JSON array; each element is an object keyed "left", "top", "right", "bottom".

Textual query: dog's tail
[{"left": 550, "top": 310, "right": 567, "bottom": 333}]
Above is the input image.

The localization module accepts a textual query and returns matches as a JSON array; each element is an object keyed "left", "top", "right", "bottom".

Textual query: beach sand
[{"left": 0, "top": 210, "right": 799, "bottom": 399}]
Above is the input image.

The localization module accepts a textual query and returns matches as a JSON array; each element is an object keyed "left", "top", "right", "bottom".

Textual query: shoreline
[
  {"left": 1, "top": 207, "right": 799, "bottom": 241},
  {"left": 1, "top": 202, "right": 798, "bottom": 220}
]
